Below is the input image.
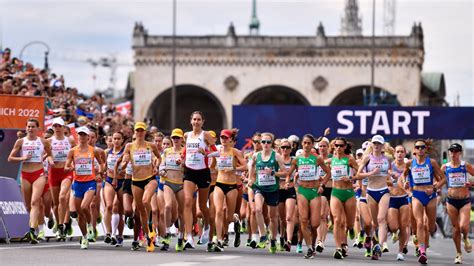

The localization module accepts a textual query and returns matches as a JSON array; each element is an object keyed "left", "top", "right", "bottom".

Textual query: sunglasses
[
  {"left": 171, "top": 136, "right": 181, "bottom": 140},
  {"left": 220, "top": 136, "right": 229, "bottom": 140},
  {"left": 261, "top": 140, "right": 272, "bottom": 144},
  {"left": 414, "top": 145, "right": 426, "bottom": 150},
  {"left": 334, "top": 144, "right": 345, "bottom": 148},
  {"left": 253, "top": 140, "right": 261, "bottom": 144},
  {"left": 280, "top": 146, "right": 291, "bottom": 150}
]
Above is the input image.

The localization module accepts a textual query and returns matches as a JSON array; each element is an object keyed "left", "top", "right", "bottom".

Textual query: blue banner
[{"left": 233, "top": 105, "right": 474, "bottom": 147}]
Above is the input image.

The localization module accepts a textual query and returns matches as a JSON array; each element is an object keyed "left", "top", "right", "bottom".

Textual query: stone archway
[
  {"left": 242, "top": 85, "right": 310, "bottom": 105},
  {"left": 330, "top": 85, "right": 400, "bottom": 106},
  {"left": 147, "top": 85, "right": 227, "bottom": 132}
]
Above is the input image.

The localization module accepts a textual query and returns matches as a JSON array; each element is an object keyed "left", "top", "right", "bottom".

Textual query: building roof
[{"left": 422, "top": 72, "right": 446, "bottom": 97}]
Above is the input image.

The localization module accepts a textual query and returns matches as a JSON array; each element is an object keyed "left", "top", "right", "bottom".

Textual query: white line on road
[
  {"left": 206, "top": 255, "right": 241, "bottom": 260},
  {"left": 0, "top": 242, "right": 79, "bottom": 251},
  {"left": 159, "top": 263, "right": 200, "bottom": 266}
]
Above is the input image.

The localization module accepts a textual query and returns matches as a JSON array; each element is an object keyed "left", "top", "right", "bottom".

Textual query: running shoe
[
  {"left": 333, "top": 248, "right": 343, "bottom": 259},
  {"left": 161, "top": 242, "right": 170, "bottom": 251},
  {"left": 245, "top": 239, "right": 251, "bottom": 247},
  {"left": 240, "top": 220, "right": 247, "bottom": 233},
  {"left": 316, "top": 241, "right": 324, "bottom": 253},
  {"left": 372, "top": 244, "right": 382, "bottom": 260},
  {"left": 249, "top": 239, "right": 257, "bottom": 249},
  {"left": 81, "top": 237, "right": 89, "bottom": 249},
  {"left": 66, "top": 223, "right": 73, "bottom": 236},
  {"left": 111, "top": 237, "right": 118, "bottom": 246},
  {"left": 131, "top": 241, "right": 140, "bottom": 251},
  {"left": 364, "top": 249, "right": 372, "bottom": 257},
  {"left": 162, "top": 233, "right": 171, "bottom": 245},
  {"left": 223, "top": 234, "right": 229, "bottom": 247},
  {"left": 347, "top": 228, "right": 355, "bottom": 240},
  {"left": 184, "top": 238, "right": 195, "bottom": 250},
  {"left": 397, "top": 253, "right": 405, "bottom": 261},
  {"left": 207, "top": 242, "right": 215, "bottom": 252},
  {"left": 214, "top": 241, "right": 224, "bottom": 252},
  {"left": 115, "top": 237, "right": 123, "bottom": 247},
  {"left": 125, "top": 216, "right": 134, "bottom": 229},
  {"left": 269, "top": 239, "right": 277, "bottom": 254},
  {"left": 48, "top": 218, "right": 55, "bottom": 230},
  {"left": 257, "top": 236, "right": 267, "bottom": 249},
  {"left": 146, "top": 232, "right": 156, "bottom": 252},
  {"left": 454, "top": 253, "right": 462, "bottom": 264},
  {"left": 233, "top": 220, "right": 241, "bottom": 247},
  {"left": 29, "top": 231, "right": 39, "bottom": 244},
  {"left": 104, "top": 233, "right": 112, "bottom": 244},
  {"left": 96, "top": 213, "right": 102, "bottom": 224},
  {"left": 382, "top": 242, "right": 389, "bottom": 253},
  {"left": 392, "top": 230, "right": 399, "bottom": 243},
  {"left": 199, "top": 225, "right": 210, "bottom": 245},
  {"left": 464, "top": 237, "right": 472, "bottom": 253},
  {"left": 304, "top": 248, "right": 314, "bottom": 259},
  {"left": 352, "top": 240, "right": 359, "bottom": 247},
  {"left": 175, "top": 238, "right": 184, "bottom": 252},
  {"left": 296, "top": 242, "right": 303, "bottom": 253},
  {"left": 418, "top": 252, "right": 427, "bottom": 264},
  {"left": 341, "top": 244, "right": 348, "bottom": 257},
  {"left": 284, "top": 240, "right": 291, "bottom": 252},
  {"left": 37, "top": 230, "right": 45, "bottom": 241},
  {"left": 415, "top": 247, "right": 421, "bottom": 257},
  {"left": 402, "top": 245, "right": 408, "bottom": 254}
]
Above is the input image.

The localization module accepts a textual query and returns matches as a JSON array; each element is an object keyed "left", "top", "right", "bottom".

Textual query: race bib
[
  {"left": 217, "top": 155, "right": 233, "bottom": 171},
  {"left": 107, "top": 155, "right": 118, "bottom": 171},
  {"left": 412, "top": 167, "right": 431, "bottom": 184},
  {"left": 257, "top": 170, "right": 276, "bottom": 186},
  {"left": 165, "top": 154, "right": 182, "bottom": 171},
  {"left": 332, "top": 165, "right": 348, "bottom": 181},
  {"left": 133, "top": 150, "right": 152, "bottom": 166},
  {"left": 75, "top": 157, "right": 93, "bottom": 176},
  {"left": 298, "top": 165, "right": 317, "bottom": 181},
  {"left": 448, "top": 172, "right": 466, "bottom": 188}
]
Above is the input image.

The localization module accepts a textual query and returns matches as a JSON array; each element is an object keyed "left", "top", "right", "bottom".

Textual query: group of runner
[{"left": 8, "top": 111, "right": 473, "bottom": 264}]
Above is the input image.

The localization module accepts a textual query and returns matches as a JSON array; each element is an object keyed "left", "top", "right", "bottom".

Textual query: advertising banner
[
  {"left": 0, "top": 177, "right": 29, "bottom": 240},
  {"left": 0, "top": 95, "right": 45, "bottom": 130}
]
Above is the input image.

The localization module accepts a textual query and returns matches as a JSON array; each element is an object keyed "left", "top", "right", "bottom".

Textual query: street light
[{"left": 19, "top": 41, "right": 51, "bottom": 72}]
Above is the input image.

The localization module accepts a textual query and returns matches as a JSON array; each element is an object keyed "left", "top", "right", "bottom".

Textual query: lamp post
[
  {"left": 170, "top": 0, "right": 177, "bottom": 130},
  {"left": 19, "top": 41, "right": 51, "bottom": 72}
]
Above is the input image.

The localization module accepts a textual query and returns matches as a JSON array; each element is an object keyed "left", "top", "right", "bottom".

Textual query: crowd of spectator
[{"left": 0, "top": 47, "right": 134, "bottom": 147}]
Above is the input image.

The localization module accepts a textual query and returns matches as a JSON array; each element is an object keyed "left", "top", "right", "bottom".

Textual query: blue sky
[{"left": 2, "top": 0, "right": 473, "bottom": 106}]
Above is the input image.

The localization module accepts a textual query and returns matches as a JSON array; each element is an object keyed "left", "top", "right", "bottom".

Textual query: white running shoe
[
  {"left": 396, "top": 253, "right": 404, "bottom": 261},
  {"left": 199, "top": 225, "right": 210, "bottom": 245}
]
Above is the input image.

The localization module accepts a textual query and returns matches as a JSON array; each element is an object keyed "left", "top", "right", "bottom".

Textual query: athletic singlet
[
  {"left": 21, "top": 137, "right": 44, "bottom": 163},
  {"left": 163, "top": 148, "right": 183, "bottom": 171},
  {"left": 255, "top": 151, "right": 279, "bottom": 191},
  {"left": 331, "top": 157, "right": 350, "bottom": 182},
  {"left": 284, "top": 157, "right": 294, "bottom": 182},
  {"left": 51, "top": 136, "right": 71, "bottom": 163},
  {"left": 72, "top": 146, "right": 96, "bottom": 182},
  {"left": 185, "top": 131, "right": 207, "bottom": 170},
  {"left": 445, "top": 161, "right": 468, "bottom": 188},
  {"left": 296, "top": 154, "right": 319, "bottom": 181},
  {"left": 366, "top": 154, "right": 390, "bottom": 177},
  {"left": 130, "top": 142, "right": 153, "bottom": 181},
  {"left": 107, "top": 147, "right": 124, "bottom": 173},
  {"left": 408, "top": 157, "right": 434, "bottom": 187},
  {"left": 216, "top": 148, "right": 235, "bottom": 171},
  {"left": 391, "top": 161, "right": 405, "bottom": 184}
]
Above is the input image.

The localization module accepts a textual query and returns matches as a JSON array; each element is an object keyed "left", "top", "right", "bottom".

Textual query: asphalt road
[{"left": 1, "top": 232, "right": 472, "bottom": 265}]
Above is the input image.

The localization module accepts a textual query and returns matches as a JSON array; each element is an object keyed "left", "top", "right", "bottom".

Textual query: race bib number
[
  {"left": 165, "top": 154, "right": 182, "bottom": 171},
  {"left": 412, "top": 167, "right": 430, "bottom": 184},
  {"left": 217, "top": 155, "right": 233, "bottom": 171},
  {"left": 75, "top": 158, "right": 93, "bottom": 175},
  {"left": 298, "top": 165, "right": 317, "bottom": 181},
  {"left": 257, "top": 170, "right": 276, "bottom": 186},
  {"left": 332, "top": 165, "right": 348, "bottom": 181},
  {"left": 448, "top": 172, "right": 466, "bottom": 188},
  {"left": 133, "top": 150, "right": 152, "bottom": 166}
]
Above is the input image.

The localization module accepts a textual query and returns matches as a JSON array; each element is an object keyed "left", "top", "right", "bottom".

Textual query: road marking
[
  {"left": 0, "top": 242, "right": 79, "bottom": 251},
  {"left": 207, "top": 255, "right": 241, "bottom": 260},
  {"left": 160, "top": 263, "right": 199, "bottom": 266}
]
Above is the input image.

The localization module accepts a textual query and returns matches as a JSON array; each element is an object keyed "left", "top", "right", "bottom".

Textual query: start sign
[{"left": 233, "top": 105, "right": 474, "bottom": 147}]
